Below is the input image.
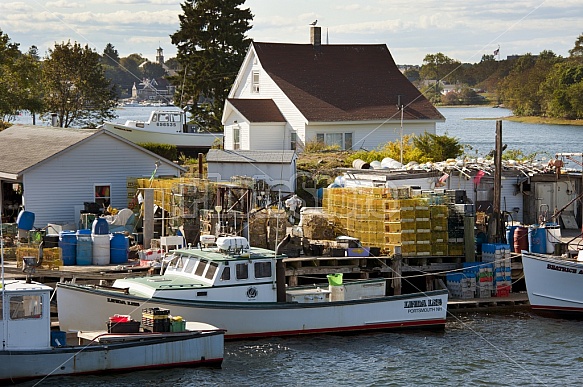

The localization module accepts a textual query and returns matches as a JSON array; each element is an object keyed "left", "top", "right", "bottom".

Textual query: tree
[
  {"left": 0, "top": 29, "right": 24, "bottom": 122},
  {"left": 171, "top": 0, "right": 253, "bottom": 132},
  {"left": 102, "top": 43, "right": 120, "bottom": 67},
  {"left": 420, "top": 53, "right": 460, "bottom": 84},
  {"left": 142, "top": 61, "right": 166, "bottom": 80},
  {"left": 568, "top": 33, "right": 583, "bottom": 59},
  {"left": 41, "top": 41, "right": 118, "bottom": 127},
  {"left": 412, "top": 132, "right": 463, "bottom": 162}
]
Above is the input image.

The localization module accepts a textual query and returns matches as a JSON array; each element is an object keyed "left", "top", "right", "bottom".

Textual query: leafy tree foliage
[
  {"left": 170, "top": 0, "right": 253, "bottom": 132},
  {"left": 0, "top": 30, "right": 43, "bottom": 125},
  {"left": 568, "top": 34, "right": 583, "bottom": 59},
  {"left": 420, "top": 53, "right": 461, "bottom": 84},
  {"left": 412, "top": 132, "right": 463, "bottom": 162},
  {"left": 41, "top": 41, "right": 118, "bottom": 127}
]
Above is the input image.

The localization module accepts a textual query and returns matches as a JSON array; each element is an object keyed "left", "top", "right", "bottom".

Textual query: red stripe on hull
[
  {"left": 531, "top": 305, "right": 583, "bottom": 314},
  {"left": 225, "top": 319, "right": 446, "bottom": 339}
]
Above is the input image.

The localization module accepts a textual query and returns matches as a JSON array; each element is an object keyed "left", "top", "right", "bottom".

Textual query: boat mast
[{"left": 1, "top": 207, "right": 6, "bottom": 350}]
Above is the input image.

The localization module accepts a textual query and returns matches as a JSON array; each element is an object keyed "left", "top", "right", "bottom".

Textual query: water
[
  {"left": 436, "top": 106, "right": 582, "bottom": 160},
  {"left": 12, "top": 106, "right": 583, "bottom": 386},
  {"left": 33, "top": 311, "right": 583, "bottom": 386}
]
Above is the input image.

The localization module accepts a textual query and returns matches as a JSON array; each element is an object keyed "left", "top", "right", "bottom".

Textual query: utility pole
[
  {"left": 489, "top": 120, "right": 503, "bottom": 243},
  {"left": 397, "top": 95, "right": 404, "bottom": 165}
]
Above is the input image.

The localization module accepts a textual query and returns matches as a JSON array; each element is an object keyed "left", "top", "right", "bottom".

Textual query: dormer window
[{"left": 252, "top": 71, "right": 260, "bottom": 93}]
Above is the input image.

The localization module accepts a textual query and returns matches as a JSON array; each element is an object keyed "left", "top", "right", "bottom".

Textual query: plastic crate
[
  {"left": 170, "top": 319, "right": 186, "bottom": 332},
  {"left": 142, "top": 318, "right": 170, "bottom": 332},
  {"left": 107, "top": 320, "right": 140, "bottom": 333}
]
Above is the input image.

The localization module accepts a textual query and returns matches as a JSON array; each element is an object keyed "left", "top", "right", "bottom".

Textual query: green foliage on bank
[{"left": 138, "top": 143, "right": 178, "bottom": 161}]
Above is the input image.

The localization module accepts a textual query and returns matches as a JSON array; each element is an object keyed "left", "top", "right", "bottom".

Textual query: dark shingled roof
[
  {"left": 0, "top": 125, "right": 98, "bottom": 176},
  {"left": 207, "top": 149, "right": 296, "bottom": 164},
  {"left": 253, "top": 42, "right": 444, "bottom": 122},
  {"left": 227, "top": 99, "right": 286, "bottom": 122}
]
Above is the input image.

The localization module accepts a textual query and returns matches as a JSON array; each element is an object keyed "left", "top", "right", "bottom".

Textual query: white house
[
  {"left": 206, "top": 149, "right": 297, "bottom": 193},
  {"left": 0, "top": 125, "right": 185, "bottom": 227},
  {"left": 222, "top": 26, "right": 445, "bottom": 152}
]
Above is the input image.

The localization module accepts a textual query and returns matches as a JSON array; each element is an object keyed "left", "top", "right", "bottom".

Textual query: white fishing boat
[
  {"left": 0, "top": 278, "right": 225, "bottom": 384},
  {"left": 101, "top": 108, "right": 222, "bottom": 152},
  {"left": 57, "top": 235, "right": 448, "bottom": 339},
  {"left": 522, "top": 250, "right": 583, "bottom": 316}
]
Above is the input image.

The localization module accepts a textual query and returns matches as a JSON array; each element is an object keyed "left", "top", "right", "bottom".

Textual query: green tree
[
  {"left": 170, "top": 0, "right": 253, "bottom": 132},
  {"left": 420, "top": 53, "right": 460, "bottom": 84},
  {"left": 41, "top": 41, "right": 118, "bottom": 127},
  {"left": 540, "top": 61, "right": 583, "bottom": 119},
  {"left": 412, "top": 132, "right": 463, "bottom": 162},
  {"left": 0, "top": 29, "right": 24, "bottom": 122},
  {"left": 16, "top": 46, "right": 44, "bottom": 123},
  {"left": 142, "top": 61, "right": 166, "bottom": 80},
  {"left": 568, "top": 33, "right": 583, "bottom": 59}
]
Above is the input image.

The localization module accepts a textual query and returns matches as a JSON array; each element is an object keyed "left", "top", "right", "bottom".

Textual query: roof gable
[
  {"left": 252, "top": 42, "right": 444, "bottom": 122},
  {"left": 0, "top": 125, "right": 185, "bottom": 178}
]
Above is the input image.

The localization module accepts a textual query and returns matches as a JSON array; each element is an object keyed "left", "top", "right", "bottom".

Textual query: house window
[
  {"left": 252, "top": 71, "right": 260, "bottom": 93},
  {"left": 233, "top": 125, "right": 240, "bottom": 150},
  {"left": 315, "top": 133, "right": 354, "bottom": 150},
  {"left": 94, "top": 184, "right": 111, "bottom": 210},
  {"left": 291, "top": 132, "right": 297, "bottom": 150}
]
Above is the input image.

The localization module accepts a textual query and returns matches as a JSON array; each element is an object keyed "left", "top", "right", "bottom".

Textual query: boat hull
[
  {"left": 0, "top": 330, "right": 224, "bottom": 383},
  {"left": 102, "top": 122, "right": 221, "bottom": 150},
  {"left": 57, "top": 284, "right": 448, "bottom": 339},
  {"left": 522, "top": 252, "right": 583, "bottom": 316}
]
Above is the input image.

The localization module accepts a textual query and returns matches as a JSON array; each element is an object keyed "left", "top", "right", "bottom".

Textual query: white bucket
[
  {"left": 545, "top": 226, "right": 561, "bottom": 254},
  {"left": 92, "top": 234, "right": 111, "bottom": 265}
]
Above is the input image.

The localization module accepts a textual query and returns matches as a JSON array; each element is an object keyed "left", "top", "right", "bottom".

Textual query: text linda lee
[{"left": 404, "top": 298, "right": 443, "bottom": 313}]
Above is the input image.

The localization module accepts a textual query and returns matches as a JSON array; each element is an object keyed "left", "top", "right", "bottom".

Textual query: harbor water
[
  {"left": 12, "top": 107, "right": 583, "bottom": 386},
  {"left": 45, "top": 311, "right": 583, "bottom": 386}
]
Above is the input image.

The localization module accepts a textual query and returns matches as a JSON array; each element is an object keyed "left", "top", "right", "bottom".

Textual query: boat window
[
  {"left": 236, "top": 263, "right": 248, "bottom": 280},
  {"left": 175, "top": 255, "right": 186, "bottom": 270},
  {"left": 9, "top": 295, "right": 42, "bottom": 320},
  {"left": 184, "top": 257, "right": 197, "bottom": 274},
  {"left": 159, "top": 114, "right": 170, "bottom": 122},
  {"left": 205, "top": 262, "right": 219, "bottom": 280},
  {"left": 171, "top": 113, "right": 181, "bottom": 122},
  {"left": 220, "top": 267, "right": 231, "bottom": 281},
  {"left": 254, "top": 261, "right": 272, "bottom": 278},
  {"left": 195, "top": 259, "right": 208, "bottom": 276}
]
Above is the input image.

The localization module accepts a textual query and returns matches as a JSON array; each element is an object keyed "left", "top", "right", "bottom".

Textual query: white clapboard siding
[{"left": 22, "top": 133, "right": 181, "bottom": 227}]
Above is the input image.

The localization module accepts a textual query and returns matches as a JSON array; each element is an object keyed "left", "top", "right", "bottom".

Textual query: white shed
[
  {"left": 206, "top": 149, "right": 297, "bottom": 193},
  {"left": 0, "top": 125, "right": 185, "bottom": 227}
]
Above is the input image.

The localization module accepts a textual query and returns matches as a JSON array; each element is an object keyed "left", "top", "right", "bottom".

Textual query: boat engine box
[
  {"left": 286, "top": 288, "right": 331, "bottom": 303},
  {"left": 107, "top": 321, "right": 140, "bottom": 333}
]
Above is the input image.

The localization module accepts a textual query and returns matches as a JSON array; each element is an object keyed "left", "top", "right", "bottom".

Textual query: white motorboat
[
  {"left": 57, "top": 235, "right": 448, "bottom": 339},
  {"left": 0, "top": 278, "right": 225, "bottom": 384},
  {"left": 102, "top": 108, "right": 222, "bottom": 152},
  {"left": 522, "top": 250, "right": 583, "bottom": 316}
]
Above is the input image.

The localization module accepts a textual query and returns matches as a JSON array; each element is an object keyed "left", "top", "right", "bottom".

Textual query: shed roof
[
  {"left": 226, "top": 99, "right": 286, "bottom": 123},
  {"left": 252, "top": 42, "right": 444, "bottom": 123},
  {"left": 0, "top": 125, "right": 184, "bottom": 180},
  {"left": 206, "top": 149, "right": 296, "bottom": 164}
]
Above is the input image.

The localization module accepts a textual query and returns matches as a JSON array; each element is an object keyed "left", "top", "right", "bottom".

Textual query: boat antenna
[
  {"left": 1, "top": 207, "right": 6, "bottom": 350},
  {"left": 179, "top": 64, "right": 188, "bottom": 110}
]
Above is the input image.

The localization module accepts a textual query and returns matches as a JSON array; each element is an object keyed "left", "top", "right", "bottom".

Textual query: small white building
[
  {"left": 206, "top": 149, "right": 297, "bottom": 193},
  {"left": 222, "top": 26, "right": 444, "bottom": 152},
  {"left": 0, "top": 125, "right": 185, "bottom": 227}
]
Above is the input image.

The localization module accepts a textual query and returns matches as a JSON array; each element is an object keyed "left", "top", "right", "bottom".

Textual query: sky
[{"left": 1, "top": 0, "right": 582, "bottom": 65}]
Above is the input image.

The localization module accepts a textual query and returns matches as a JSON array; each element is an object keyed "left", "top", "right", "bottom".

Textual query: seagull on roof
[{"left": 310, "top": 20, "right": 317, "bottom": 26}]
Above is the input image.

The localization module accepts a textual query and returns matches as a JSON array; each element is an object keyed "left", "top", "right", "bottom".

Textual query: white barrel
[
  {"left": 92, "top": 234, "right": 111, "bottom": 265},
  {"left": 545, "top": 225, "right": 561, "bottom": 254}
]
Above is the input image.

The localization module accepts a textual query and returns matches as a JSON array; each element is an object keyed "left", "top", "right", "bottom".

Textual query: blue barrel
[
  {"left": 528, "top": 226, "right": 547, "bottom": 253},
  {"left": 16, "top": 210, "right": 35, "bottom": 230},
  {"left": 92, "top": 217, "right": 109, "bottom": 235},
  {"left": 506, "top": 226, "right": 518, "bottom": 252},
  {"left": 59, "top": 231, "right": 77, "bottom": 266},
  {"left": 76, "top": 229, "right": 92, "bottom": 265},
  {"left": 110, "top": 233, "right": 129, "bottom": 264}
]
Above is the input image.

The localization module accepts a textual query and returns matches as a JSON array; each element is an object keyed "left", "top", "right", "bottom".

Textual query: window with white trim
[
  {"left": 291, "top": 132, "right": 297, "bottom": 150},
  {"left": 94, "top": 184, "right": 111, "bottom": 210},
  {"left": 251, "top": 71, "right": 260, "bottom": 93},
  {"left": 233, "top": 125, "right": 240, "bottom": 150},
  {"left": 316, "top": 133, "right": 353, "bottom": 150}
]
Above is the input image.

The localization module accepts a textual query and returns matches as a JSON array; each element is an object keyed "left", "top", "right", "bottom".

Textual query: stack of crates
[
  {"left": 142, "top": 307, "right": 171, "bottom": 332},
  {"left": 414, "top": 198, "right": 431, "bottom": 256},
  {"left": 384, "top": 198, "right": 416, "bottom": 256},
  {"left": 430, "top": 205, "right": 449, "bottom": 255},
  {"left": 482, "top": 243, "right": 512, "bottom": 297},
  {"left": 446, "top": 273, "right": 475, "bottom": 299}
]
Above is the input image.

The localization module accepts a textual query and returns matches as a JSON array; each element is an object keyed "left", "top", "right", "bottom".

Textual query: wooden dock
[{"left": 447, "top": 292, "right": 530, "bottom": 313}]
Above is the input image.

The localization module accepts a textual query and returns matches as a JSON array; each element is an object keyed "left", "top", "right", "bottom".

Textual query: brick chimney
[{"left": 310, "top": 26, "right": 321, "bottom": 46}]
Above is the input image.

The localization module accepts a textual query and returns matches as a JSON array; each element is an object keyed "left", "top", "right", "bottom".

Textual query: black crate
[
  {"left": 107, "top": 321, "right": 140, "bottom": 333},
  {"left": 142, "top": 319, "right": 170, "bottom": 333}
]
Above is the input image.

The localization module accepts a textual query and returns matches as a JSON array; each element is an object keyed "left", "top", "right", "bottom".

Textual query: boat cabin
[
  {"left": 114, "top": 236, "right": 283, "bottom": 303},
  {"left": 1, "top": 280, "right": 52, "bottom": 350}
]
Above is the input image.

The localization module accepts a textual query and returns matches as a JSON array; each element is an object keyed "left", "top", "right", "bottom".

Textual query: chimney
[{"left": 310, "top": 26, "right": 321, "bottom": 46}]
